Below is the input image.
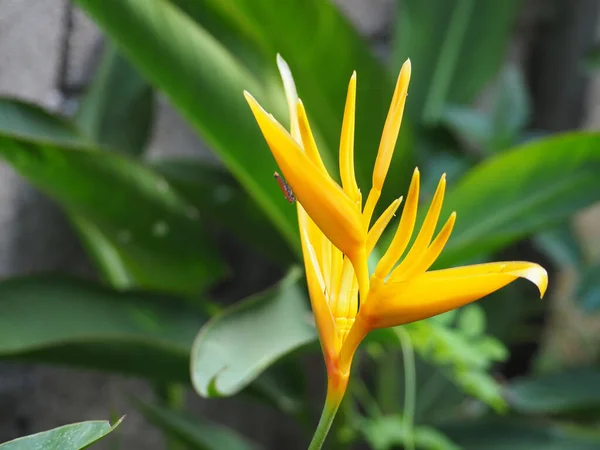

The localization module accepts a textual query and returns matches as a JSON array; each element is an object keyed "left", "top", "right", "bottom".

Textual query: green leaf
[
  {"left": 76, "top": 41, "right": 154, "bottom": 156},
  {"left": 0, "top": 276, "right": 205, "bottom": 382},
  {"left": 440, "top": 418, "right": 600, "bottom": 450},
  {"left": 191, "top": 269, "right": 316, "bottom": 397},
  {"left": 361, "top": 415, "right": 460, "bottom": 450},
  {"left": 0, "top": 99, "right": 82, "bottom": 144},
  {"left": 0, "top": 100, "right": 137, "bottom": 287},
  {"left": 69, "top": 214, "right": 137, "bottom": 289},
  {"left": 72, "top": 0, "right": 300, "bottom": 253},
  {"left": 577, "top": 263, "right": 600, "bottom": 312},
  {"left": 533, "top": 222, "right": 584, "bottom": 269},
  {"left": 151, "top": 159, "right": 294, "bottom": 263},
  {"left": 507, "top": 367, "right": 600, "bottom": 415},
  {"left": 456, "top": 304, "right": 486, "bottom": 338},
  {"left": 439, "top": 132, "right": 600, "bottom": 266},
  {"left": 168, "top": 0, "right": 267, "bottom": 74},
  {"left": 441, "top": 105, "right": 492, "bottom": 148},
  {"left": 0, "top": 131, "right": 225, "bottom": 294},
  {"left": 0, "top": 275, "right": 307, "bottom": 413},
  {"left": 137, "top": 402, "right": 259, "bottom": 450},
  {"left": 192, "top": 0, "right": 413, "bottom": 200},
  {"left": 0, "top": 418, "right": 123, "bottom": 450},
  {"left": 393, "top": 0, "right": 521, "bottom": 123},
  {"left": 488, "top": 65, "right": 530, "bottom": 153}
]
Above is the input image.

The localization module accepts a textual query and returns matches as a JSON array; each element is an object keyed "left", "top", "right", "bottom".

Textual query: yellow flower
[{"left": 244, "top": 56, "right": 548, "bottom": 402}]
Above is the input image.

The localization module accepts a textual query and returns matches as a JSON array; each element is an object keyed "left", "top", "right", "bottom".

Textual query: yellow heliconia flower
[{"left": 244, "top": 56, "right": 548, "bottom": 407}]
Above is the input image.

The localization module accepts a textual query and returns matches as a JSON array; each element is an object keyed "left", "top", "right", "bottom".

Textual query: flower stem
[
  {"left": 155, "top": 382, "right": 185, "bottom": 450},
  {"left": 308, "top": 395, "right": 342, "bottom": 450},
  {"left": 395, "top": 327, "right": 416, "bottom": 450}
]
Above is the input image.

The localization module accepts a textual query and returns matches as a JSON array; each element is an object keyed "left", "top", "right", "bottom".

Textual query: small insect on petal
[{"left": 274, "top": 172, "right": 296, "bottom": 203}]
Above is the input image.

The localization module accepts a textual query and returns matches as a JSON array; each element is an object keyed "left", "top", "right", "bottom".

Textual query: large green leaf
[
  {"left": 440, "top": 419, "right": 600, "bottom": 450},
  {"left": 191, "top": 269, "right": 316, "bottom": 397},
  {"left": 0, "top": 99, "right": 82, "bottom": 144},
  {"left": 507, "top": 367, "right": 600, "bottom": 415},
  {"left": 393, "top": 0, "right": 521, "bottom": 123},
  {"left": 151, "top": 159, "right": 294, "bottom": 263},
  {"left": 0, "top": 130, "right": 224, "bottom": 294},
  {"left": 188, "top": 0, "right": 414, "bottom": 200},
  {"left": 137, "top": 402, "right": 260, "bottom": 450},
  {"left": 439, "top": 133, "right": 600, "bottom": 266},
  {"left": 0, "top": 100, "right": 133, "bottom": 286},
  {"left": 168, "top": 0, "right": 269, "bottom": 75},
  {"left": 76, "top": 41, "right": 154, "bottom": 156},
  {"left": 0, "top": 276, "right": 204, "bottom": 382},
  {"left": 69, "top": 214, "right": 138, "bottom": 289},
  {"left": 0, "top": 275, "right": 308, "bottom": 413},
  {"left": 72, "top": 0, "right": 300, "bottom": 253},
  {"left": 0, "top": 418, "right": 122, "bottom": 450},
  {"left": 0, "top": 99, "right": 223, "bottom": 292}
]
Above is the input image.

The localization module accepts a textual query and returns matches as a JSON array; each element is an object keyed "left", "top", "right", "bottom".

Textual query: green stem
[
  {"left": 415, "top": 371, "right": 444, "bottom": 417},
  {"left": 395, "top": 327, "right": 416, "bottom": 450},
  {"left": 308, "top": 393, "right": 343, "bottom": 450},
  {"left": 376, "top": 346, "right": 400, "bottom": 414},
  {"left": 155, "top": 383, "right": 185, "bottom": 450}
]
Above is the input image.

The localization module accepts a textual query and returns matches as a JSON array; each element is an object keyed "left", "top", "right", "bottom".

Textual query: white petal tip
[{"left": 522, "top": 265, "right": 548, "bottom": 298}]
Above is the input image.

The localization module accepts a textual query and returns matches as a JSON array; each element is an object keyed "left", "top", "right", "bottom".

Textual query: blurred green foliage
[{"left": 1, "top": 0, "right": 600, "bottom": 448}]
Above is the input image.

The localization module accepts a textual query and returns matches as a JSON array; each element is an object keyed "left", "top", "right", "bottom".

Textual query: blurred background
[{"left": 1, "top": 0, "right": 600, "bottom": 449}]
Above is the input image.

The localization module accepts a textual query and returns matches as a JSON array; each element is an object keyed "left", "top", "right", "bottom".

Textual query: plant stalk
[{"left": 308, "top": 376, "right": 346, "bottom": 450}]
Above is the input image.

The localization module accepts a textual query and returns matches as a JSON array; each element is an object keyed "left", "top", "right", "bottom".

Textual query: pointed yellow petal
[
  {"left": 375, "top": 168, "right": 420, "bottom": 278},
  {"left": 362, "top": 188, "right": 380, "bottom": 228},
  {"left": 299, "top": 207, "right": 339, "bottom": 357},
  {"left": 297, "top": 100, "right": 328, "bottom": 174},
  {"left": 276, "top": 54, "right": 301, "bottom": 142},
  {"left": 339, "top": 72, "right": 360, "bottom": 204},
  {"left": 277, "top": 56, "right": 329, "bottom": 181},
  {"left": 363, "top": 261, "right": 548, "bottom": 329},
  {"left": 363, "top": 61, "right": 411, "bottom": 226},
  {"left": 372, "top": 59, "right": 411, "bottom": 193},
  {"left": 391, "top": 212, "right": 456, "bottom": 282},
  {"left": 391, "top": 174, "right": 446, "bottom": 276},
  {"left": 245, "top": 92, "right": 366, "bottom": 256},
  {"left": 367, "top": 197, "right": 403, "bottom": 255}
]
